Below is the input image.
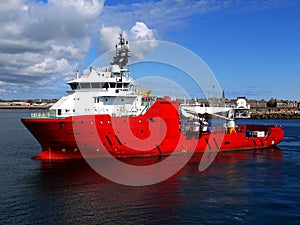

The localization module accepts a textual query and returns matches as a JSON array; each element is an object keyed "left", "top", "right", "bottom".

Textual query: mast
[{"left": 111, "top": 32, "right": 130, "bottom": 69}]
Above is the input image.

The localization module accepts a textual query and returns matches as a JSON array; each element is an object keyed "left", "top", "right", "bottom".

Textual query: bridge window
[
  {"left": 80, "top": 83, "right": 91, "bottom": 89},
  {"left": 91, "top": 83, "right": 101, "bottom": 88},
  {"left": 69, "top": 83, "right": 79, "bottom": 90},
  {"left": 102, "top": 82, "right": 109, "bottom": 89},
  {"left": 109, "top": 83, "right": 116, "bottom": 88}
]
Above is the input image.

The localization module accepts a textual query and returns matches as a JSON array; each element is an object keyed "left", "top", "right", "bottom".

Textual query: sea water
[{"left": 0, "top": 110, "right": 299, "bottom": 224}]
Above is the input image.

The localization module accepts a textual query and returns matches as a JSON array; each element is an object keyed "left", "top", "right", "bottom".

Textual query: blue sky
[
  {"left": 176, "top": 5, "right": 300, "bottom": 100},
  {"left": 0, "top": 0, "right": 299, "bottom": 101}
]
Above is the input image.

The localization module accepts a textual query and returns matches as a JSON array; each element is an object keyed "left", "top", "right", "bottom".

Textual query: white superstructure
[{"left": 50, "top": 33, "right": 150, "bottom": 118}]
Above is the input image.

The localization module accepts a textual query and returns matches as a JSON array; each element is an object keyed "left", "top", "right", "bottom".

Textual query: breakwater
[{"left": 250, "top": 110, "right": 300, "bottom": 119}]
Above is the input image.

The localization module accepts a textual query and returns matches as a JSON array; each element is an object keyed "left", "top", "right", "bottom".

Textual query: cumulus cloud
[
  {"left": 130, "top": 22, "right": 155, "bottom": 40},
  {"left": 129, "top": 22, "right": 158, "bottom": 60},
  {"left": 99, "top": 25, "right": 122, "bottom": 52},
  {"left": 0, "top": 0, "right": 103, "bottom": 98}
]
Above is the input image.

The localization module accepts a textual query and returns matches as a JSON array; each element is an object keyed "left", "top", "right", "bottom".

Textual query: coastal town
[{"left": 0, "top": 97, "right": 299, "bottom": 119}]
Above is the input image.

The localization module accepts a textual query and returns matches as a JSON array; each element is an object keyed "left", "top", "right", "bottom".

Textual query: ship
[{"left": 21, "top": 33, "right": 284, "bottom": 160}]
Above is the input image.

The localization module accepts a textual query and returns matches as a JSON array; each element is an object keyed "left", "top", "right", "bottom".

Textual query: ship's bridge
[{"left": 67, "top": 65, "right": 135, "bottom": 94}]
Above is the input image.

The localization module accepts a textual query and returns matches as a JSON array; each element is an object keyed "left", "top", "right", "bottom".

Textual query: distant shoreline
[
  {"left": 1, "top": 106, "right": 299, "bottom": 119},
  {"left": 0, "top": 106, "right": 50, "bottom": 110}
]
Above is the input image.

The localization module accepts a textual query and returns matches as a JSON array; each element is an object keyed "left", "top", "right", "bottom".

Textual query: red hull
[{"left": 21, "top": 99, "right": 284, "bottom": 160}]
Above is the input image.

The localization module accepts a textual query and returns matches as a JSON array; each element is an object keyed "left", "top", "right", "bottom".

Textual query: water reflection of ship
[
  {"left": 39, "top": 147, "right": 283, "bottom": 179},
  {"left": 31, "top": 148, "right": 283, "bottom": 223}
]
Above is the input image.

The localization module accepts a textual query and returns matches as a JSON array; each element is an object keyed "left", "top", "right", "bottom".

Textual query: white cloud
[
  {"left": 99, "top": 25, "right": 122, "bottom": 52},
  {"left": 130, "top": 22, "right": 155, "bottom": 40},
  {"left": 0, "top": 0, "right": 24, "bottom": 18},
  {"left": 129, "top": 22, "right": 158, "bottom": 60},
  {"left": 48, "top": 0, "right": 103, "bottom": 17},
  {"left": 26, "top": 58, "right": 70, "bottom": 75},
  {"left": 0, "top": 0, "right": 104, "bottom": 98}
]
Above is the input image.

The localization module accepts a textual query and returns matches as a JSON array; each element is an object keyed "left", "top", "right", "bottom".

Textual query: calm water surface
[{"left": 0, "top": 110, "right": 299, "bottom": 224}]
